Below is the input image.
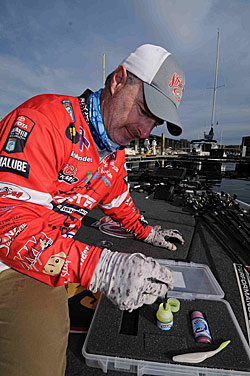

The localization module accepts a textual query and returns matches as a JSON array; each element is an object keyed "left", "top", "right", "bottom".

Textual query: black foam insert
[{"left": 86, "top": 295, "right": 250, "bottom": 372}]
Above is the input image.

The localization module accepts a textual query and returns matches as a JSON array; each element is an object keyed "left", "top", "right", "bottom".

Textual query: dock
[{"left": 125, "top": 154, "right": 250, "bottom": 178}]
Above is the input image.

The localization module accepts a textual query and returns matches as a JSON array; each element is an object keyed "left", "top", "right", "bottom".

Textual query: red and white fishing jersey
[{"left": 0, "top": 91, "right": 152, "bottom": 287}]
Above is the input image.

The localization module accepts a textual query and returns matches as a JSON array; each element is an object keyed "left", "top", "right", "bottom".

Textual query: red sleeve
[
  {"left": 98, "top": 156, "right": 152, "bottom": 240},
  {"left": 0, "top": 209, "right": 102, "bottom": 287}
]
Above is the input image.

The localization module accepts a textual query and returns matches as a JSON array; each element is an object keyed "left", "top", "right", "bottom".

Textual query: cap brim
[{"left": 143, "top": 82, "right": 182, "bottom": 136}]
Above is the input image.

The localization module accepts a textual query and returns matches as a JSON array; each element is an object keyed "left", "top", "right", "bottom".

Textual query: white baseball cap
[{"left": 122, "top": 44, "right": 185, "bottom": 136}]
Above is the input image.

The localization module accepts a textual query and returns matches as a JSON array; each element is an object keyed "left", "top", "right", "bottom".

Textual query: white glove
[
  {"left": 89, "top": 249, "right": 173, "bottom": 312},
  {"left": 144, "top": 225, "right": 184, "bottom": 251}
]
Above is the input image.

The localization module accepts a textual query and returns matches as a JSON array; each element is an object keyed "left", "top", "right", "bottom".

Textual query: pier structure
[{"left": 125, "top": 153, "right": 250, "bottom": 178}]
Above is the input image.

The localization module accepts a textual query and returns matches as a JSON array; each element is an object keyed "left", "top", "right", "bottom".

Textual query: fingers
[
  {"left": 147, "top": 260, "right": 174, "bottom": 288},
  {"left": 119, "top": 258, "right": 173, "bottom": 311},
  {"left": 158, "top": 237, "right": 178, "bottom": 251},
  {"left": 161, "top": 229, "right": 184, "bottom": 245},
  {"left": 144, "top": 281, "right": 168, "bottom": 297},
  {"left": 140, "top": 293, "right": 160, "bottom": 307},
  {"left": 129, "top": 284, "right": 168, "bottom": 310},
  {"left": 169, "top": 229, "right": 182, "bottom": 236},
  {"left": 126, "top": 288, "right": 171, "bottom": 311}
]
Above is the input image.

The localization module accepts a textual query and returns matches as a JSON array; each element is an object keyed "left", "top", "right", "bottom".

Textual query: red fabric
[{"left": 0, "top": 93, "right": 151, "bottom": 287}]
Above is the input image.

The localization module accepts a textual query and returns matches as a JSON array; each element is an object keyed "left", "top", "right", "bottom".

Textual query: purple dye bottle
[{"left": 191, "top": 311, "right": 212, "bottom": 343}]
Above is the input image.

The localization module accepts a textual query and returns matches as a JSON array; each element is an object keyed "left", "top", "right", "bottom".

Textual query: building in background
[
  {"left": 242, "top": 136, "right": 250, "bottom": 157},
  {"left": 126, "top": 134, "right": 191, "bottom": 155}
]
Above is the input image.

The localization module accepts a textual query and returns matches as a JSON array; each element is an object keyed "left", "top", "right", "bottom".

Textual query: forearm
[
  {"left": 0, "top": 209, "right": 102, "bottom": 287},
  {"left": 99, "top": 194, "right": 152, "bottom": 240}
]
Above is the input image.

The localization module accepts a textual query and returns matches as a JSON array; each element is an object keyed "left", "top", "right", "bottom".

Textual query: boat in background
[{"left": 191, "top": 30, "right": 225, "bottom": 157}]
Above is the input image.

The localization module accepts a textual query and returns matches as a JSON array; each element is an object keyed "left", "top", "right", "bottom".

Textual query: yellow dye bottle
[{"left": 156, "top": 303, "right": 173, "bottom": 331}]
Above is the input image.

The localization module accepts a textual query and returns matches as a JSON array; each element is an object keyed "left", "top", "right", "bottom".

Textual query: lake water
[{"left": 212, "top": 178, "right": 250, "bottom": 204}]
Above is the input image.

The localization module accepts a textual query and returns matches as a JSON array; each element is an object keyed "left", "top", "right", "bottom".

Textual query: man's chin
[
  {"left": 111, "top": 135, "right": 133, "bottom": 146},
  {"left": 110, "top": 129, "right": 136, "bottom": 146}
]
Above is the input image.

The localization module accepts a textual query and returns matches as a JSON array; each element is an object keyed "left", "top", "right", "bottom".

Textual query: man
[{"left": 0, "top": 44, "right": 185, "bottom": 375}]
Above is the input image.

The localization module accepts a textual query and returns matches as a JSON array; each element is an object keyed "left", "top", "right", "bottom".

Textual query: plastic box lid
[{"left": 159, "top": 259, "right": 224, "bottom": 300}]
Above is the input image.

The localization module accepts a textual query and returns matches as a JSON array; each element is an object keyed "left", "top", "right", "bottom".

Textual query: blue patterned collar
[{"left": 88, "top": 89, "right": 120, "bottom": 152}]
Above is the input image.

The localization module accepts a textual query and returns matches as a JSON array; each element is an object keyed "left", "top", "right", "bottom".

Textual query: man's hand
[
  {"left": 89, "top": 249, "right": 173, "bottom": 311},
  {"left": 144, "top": 225, "right": 184, "bottom": 251}
]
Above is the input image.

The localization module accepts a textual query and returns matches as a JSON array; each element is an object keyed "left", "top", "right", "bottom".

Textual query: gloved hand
[
  {"left": 89, "top": 249, "right": 173, "bottom": 311},
  {"left": 144, "top": 225, "right": 184, "bottom": 251}
]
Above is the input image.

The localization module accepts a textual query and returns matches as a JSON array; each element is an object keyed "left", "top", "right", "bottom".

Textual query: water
[
  {"left": 212, "top": 178, "right": 250, "bottom": 204},
  {"left": 222, "top": 162, "right": 236, "bottom": 171}
]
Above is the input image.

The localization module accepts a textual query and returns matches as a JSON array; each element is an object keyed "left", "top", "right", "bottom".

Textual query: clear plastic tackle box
[{"left": 82, "top": 260, "right": 250, "bottom": 376}]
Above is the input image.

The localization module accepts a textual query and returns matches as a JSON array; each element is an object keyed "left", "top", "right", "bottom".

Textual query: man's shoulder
[
  {"left": 18, "top": 93, "right": 77, "bottom": 110},
  {"left": 16, "top": 94, "right": 82, "bottom": 126}
]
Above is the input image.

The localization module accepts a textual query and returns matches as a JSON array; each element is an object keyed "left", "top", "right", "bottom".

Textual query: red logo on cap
[{"left": 169, "top": 73, "right": 184, "bottom": 102}]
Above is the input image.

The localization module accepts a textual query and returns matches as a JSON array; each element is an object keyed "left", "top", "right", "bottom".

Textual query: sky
[{"left": 0, "top": 0, "right": 249, "bottom": 145}]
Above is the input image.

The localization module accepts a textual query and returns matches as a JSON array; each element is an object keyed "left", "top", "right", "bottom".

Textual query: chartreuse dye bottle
[{"left": 156, "top": 303, "right": 173, "bottom": 331}]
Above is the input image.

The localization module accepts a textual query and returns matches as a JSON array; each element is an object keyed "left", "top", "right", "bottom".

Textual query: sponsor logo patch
[
  {"left": 70, "top": 151, "right": 92, "bottom": 163},
  {"left": 65, "top": 123, "right": 91, "bottom": 152},
  {"left": 5, "top": 139, "right": 16, "bottom": 152},
  {"left": 61, "top": 100, "right": 75, "bottom": 122},
  {"left": 0, "top": 156, "right": 30, "bottom": 178},
  {"left": 0, "top": 182, "right": 31, "bottom": 201},
  {"left": 52, "top": 194, "right": 96, "bottom": 218},
  {"left": 66, "top": 123, "right": 80, "bottom": 144},
  {"left": 4, "top": 115, "right": 35, "bottom": 153},
  {"left": 58, "top": 164, "right": 79, "bottom": 185},
  {"left": 52, "top": 202, "right": 89, "bottom": 217}
]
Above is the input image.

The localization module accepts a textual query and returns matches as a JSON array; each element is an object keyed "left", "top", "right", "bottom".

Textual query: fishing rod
[
  {"left": 185, "top": 192, "right": 249, "bottom": 250},
  {"left": 219, "top": 192, "right": 250, "bottom": 224},
  {"left": 223, "top": 193, "right": 250, "bottom": 228},
  {"left": 224, "top": 208, "right": 250, "bottom": 238},
  {"left": 185, "top": 194, "right": 250, "bottom": 271},
  {"left": 213, "top": 197, "right": 250, "bottom": 245},
  {"left": 209, "top": 205, "right": 250, "bottom": 247},
  {"left": 206, "top": 209, "right": 250, "bottom": 253},
  {"left": 200, "top": 213, "right": 250, "bottom": 273},
  {"left": 190, "top": 190, "right": 250, "bottom": 248}
]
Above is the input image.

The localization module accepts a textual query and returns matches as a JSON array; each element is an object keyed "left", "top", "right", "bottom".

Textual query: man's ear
[{"left": 110, "top": 65, "right": 127, "bottom": 95}]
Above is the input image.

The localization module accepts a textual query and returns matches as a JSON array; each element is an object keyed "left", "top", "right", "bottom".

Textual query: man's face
[{"left": 101, "top": 67, "right": 163, "bottom": 145}]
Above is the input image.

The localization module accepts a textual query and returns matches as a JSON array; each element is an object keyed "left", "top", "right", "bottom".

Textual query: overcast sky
[{"left": 0, "top": 0, "right": 249, "bottom": 145}]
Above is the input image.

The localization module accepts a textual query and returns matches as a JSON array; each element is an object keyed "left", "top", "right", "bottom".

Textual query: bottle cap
[{"left": 191, "top": 311, "right": 203, "bottom": 319}]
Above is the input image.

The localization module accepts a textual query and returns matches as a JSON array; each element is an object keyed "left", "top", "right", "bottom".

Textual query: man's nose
[{"left": 137, "top": 120, "right": 155, "bottom": 139}]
